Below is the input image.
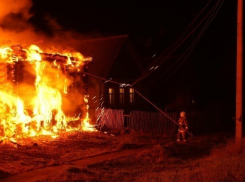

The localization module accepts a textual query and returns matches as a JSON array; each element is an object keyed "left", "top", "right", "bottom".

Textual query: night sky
[{"left": 30, "top": 0, "right": 238, "bottom": 113}]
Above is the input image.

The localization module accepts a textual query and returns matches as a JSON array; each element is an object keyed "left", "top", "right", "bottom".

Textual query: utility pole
[{"left": 236, "top": 0, "right": 243, "bottom": 142}]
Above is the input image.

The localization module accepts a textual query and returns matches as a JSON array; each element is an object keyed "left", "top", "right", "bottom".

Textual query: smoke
[
  {"left": 0, "top": 0, "right": 87, "bottom": 52},
  {"left": 0, "top": 0, "right": 32, "bottom": 21},
  {"left": 0, "top": 0, "right": 38, "bottom": 45}
]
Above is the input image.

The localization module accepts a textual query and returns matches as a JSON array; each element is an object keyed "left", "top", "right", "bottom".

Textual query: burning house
[
  {"left": 0, "top": 43, "right": 94, "bottom": 143},
  {"left": 0, "top": 0, "right": 152, "bottom": 141}
]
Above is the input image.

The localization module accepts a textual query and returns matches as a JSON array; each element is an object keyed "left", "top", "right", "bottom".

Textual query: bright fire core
[{"left": 0, "top": 44, "right": 94, "bottom": 144}]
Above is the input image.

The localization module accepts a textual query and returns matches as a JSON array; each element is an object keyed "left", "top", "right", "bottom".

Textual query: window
[
  {"left": 129, "top": 88, "right": 135, "bottom": 103},
  {"left": 119, "top": 88, "right": 124, "bottom": 103},
  {"left": 108, "top": 88, "right": 115, "bottom": 104}
]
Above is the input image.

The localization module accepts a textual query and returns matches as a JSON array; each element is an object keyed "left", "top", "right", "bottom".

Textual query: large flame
[{"left": 0, "top": 44, "right": 95, "bottom": 143}]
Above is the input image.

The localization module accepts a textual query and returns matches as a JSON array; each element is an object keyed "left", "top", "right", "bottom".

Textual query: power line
[
  {"left": 82, "top": 72, "right": 131, "bottom": 86},
  {"left": 132, "top": 0, "right": 223, "bottom": 86},
  {"left": 155, "top": 0, "right": 224, "bottom": 86}
]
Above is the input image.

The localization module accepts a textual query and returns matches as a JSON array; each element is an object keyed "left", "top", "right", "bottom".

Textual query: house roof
[{"left": 79, "top": 35, "right": 128, "bottom": 78}]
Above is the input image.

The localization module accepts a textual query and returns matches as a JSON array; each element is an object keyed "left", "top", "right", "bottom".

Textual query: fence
[
  {"left": 95, "top": 108, "right": 124, "bottom": 130},
  {"left": 126, "top": 111, "right": 177, "bottom": 136},
  {"left": 95, "top": 109, "right": 221, "bottom": 135},
  {"left": 95, "top": 108, "right": 178, "bottom": 136}
]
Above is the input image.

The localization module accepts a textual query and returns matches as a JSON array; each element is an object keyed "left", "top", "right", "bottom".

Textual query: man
[{"left": 177, "top": 111, "right": 188, "bottom": 142}]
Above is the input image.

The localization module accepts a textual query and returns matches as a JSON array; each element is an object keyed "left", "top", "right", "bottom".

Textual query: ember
[{"left": 0, "top": 44, "right": 95, "bottom": 144}]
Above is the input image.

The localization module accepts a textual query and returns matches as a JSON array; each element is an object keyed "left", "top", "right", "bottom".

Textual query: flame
[
  {"left": 0, "top": 46, "right": 12, "bottom": 60},
  {"left": 82, "top": 95, "right": 96, "bottom": 132},
  {"left": 25, "top": 45, "right": 42, "bottom": 62},
  {"left": 0, "top": 44, "right": 95, "bottom": 143}
]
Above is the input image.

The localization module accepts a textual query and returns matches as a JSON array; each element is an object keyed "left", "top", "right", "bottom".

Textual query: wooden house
[{"left": 78, "top": 35, "right": 151, "bottom": 122}]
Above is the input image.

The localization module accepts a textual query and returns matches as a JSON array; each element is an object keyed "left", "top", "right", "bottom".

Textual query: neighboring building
[{"left": 78, "top": 35, "right": 151, "bottom": 122}]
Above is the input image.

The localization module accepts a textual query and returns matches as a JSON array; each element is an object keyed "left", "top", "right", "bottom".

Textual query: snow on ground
[
  {"left": 1, "top": 130, "right": 243, "bottom": 182},
  {"left": 0, "top": 129, "right": 156, "bottom": 178}
]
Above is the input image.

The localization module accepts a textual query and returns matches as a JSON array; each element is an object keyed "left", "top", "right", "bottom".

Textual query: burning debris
[{"left": 0, "top": 44, "right": 95, "bottom": 144}]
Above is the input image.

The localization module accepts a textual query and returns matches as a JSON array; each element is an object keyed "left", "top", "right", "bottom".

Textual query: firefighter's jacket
[{"left": 178, "top": 117, "right": 188, "bottom": 132}]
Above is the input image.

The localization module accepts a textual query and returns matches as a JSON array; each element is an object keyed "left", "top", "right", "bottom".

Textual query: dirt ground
[{"left": 0, "top": 129, "right": 236, "bottom": 182}]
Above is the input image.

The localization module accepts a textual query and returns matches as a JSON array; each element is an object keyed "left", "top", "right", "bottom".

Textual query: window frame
[
  {"left": 119, "top": 87, "right": 125, "bottom": 104},
  {"left": 108, "top": 88, "right": 115, "bottom": 105},
  {"left": 129, "top": 88, "right": 135, "bottom": 103}
]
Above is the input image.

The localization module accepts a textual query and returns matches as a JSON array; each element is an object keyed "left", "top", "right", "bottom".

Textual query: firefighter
[{"left": 177, "top": 111, "right": 188, "bottom": 142}]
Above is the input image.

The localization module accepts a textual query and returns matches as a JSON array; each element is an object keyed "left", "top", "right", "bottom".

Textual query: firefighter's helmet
[{"left": 180, "top": 111, "right": 186, "bottom": 117}]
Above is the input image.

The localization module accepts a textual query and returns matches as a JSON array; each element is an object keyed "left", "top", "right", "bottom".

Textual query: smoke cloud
[
  {"left": 0, "top": 0, "right": 38, "bottom": 45},
  {"left": 0, "top": 0, "right": 87, "bottom": 52},
  {"left": 0, "top": 0, "right": 32, "bottom": 21}
]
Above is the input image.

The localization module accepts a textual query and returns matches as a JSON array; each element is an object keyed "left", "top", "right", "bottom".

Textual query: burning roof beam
[{"left": 7, "top": 45, "right": 92, "bottom": 66}]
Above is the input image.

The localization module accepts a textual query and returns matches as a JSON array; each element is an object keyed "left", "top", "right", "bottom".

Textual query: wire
[
  {"left": 81, "top": 72, "right": 130, "bottom": 86},
  {"left": 155, "top": 0, "right": 224, "bottom": 86},
  {"left": 132, "top": 0, "right": 222, "bottom": 86}
]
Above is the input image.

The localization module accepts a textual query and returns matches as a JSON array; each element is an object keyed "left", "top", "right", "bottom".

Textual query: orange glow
[
  {"left": 82, "top": 95, "right": 96, "bottom": 132},
  {"left": 0, "top": 47, "right": 12, "bottom": 61},
  {"left": 0, "top": 44, "right": 95, "bottom": 143}
]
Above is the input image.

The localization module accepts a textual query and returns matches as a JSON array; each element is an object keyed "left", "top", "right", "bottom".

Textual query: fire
[
  {"left": 0, "top": 44, "right": 95, "bottom": 144},
  {"left": 0, "top": 46, "right": 12, "bottom": 60},
  {"left": 25, "top": 45, "right": 42, "bottom": 61},
  {"left": 82, "top": 95, "right": 95, "bottom": 132}
]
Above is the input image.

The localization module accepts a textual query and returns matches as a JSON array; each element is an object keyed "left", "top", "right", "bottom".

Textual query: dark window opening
[{"left": 119, "top": 88, "right": 124, "bottom": 104}]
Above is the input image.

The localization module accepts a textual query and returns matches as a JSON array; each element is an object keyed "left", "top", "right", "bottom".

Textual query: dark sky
[
  {"left": 30, "top": 0, "right": 237, "bottom": 64},
  {"left": 30, "top": 0, "right": 238, "bottom": 112},
  {"left": 30, "top": 0, "right": 237, "bottom": 60}
]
